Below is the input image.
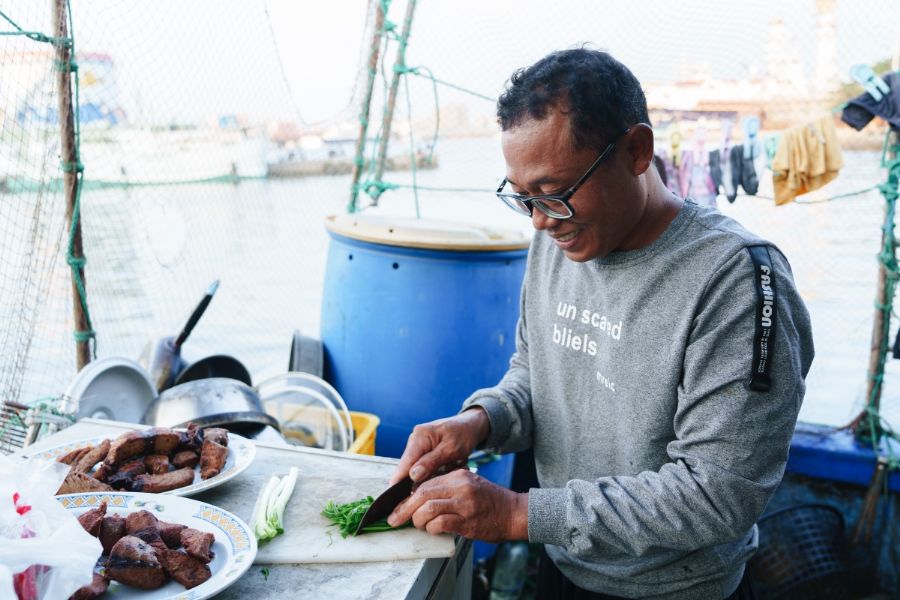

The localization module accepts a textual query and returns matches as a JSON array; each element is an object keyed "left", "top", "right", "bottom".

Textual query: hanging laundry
[
  {"left": 771, "top": 115, "right": 843, "bottom": 205},
  {"left": 841, "top": 71, "right": 900, "bottom": 132},
  {"left": 729, "top": 143, "right": 759, "bottom": 196},
  {"left": 764, "top": 135, "right": 780, "bottom": 171},
  {"left": 709, "top": 149, "right": 723, "bottom": 193},
  {"left": 679, "top": 147, "right": 717, "bottom": 208},
  {"left": 677, "top": 126, "right": 717, "bottom": 208},
  {"left": 710, "top": 120, "right": 737, "bottom": 203}
]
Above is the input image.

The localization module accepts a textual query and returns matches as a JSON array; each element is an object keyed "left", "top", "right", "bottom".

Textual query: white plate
[
  {"left": 57, "top": 491, "right": 257, "bottom": 600},
  {"left": 24, "top": 432, "right": 255, "bottom": 497}
]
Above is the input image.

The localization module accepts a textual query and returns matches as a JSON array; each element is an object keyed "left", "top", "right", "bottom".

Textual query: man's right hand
[{"left": 389, "top": 407, "right": 491, "bottom": 485}]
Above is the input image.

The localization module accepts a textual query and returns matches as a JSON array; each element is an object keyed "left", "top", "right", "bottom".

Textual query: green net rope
[{"left": 0, "top": 5, "right": 97, "bottom": 354}]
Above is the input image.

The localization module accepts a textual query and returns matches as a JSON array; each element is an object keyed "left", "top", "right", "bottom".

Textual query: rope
[
  {"left": 0, "top": 9, "right": 71, "bottom": 46},
  {"left": 401, "top": 66, "right": 496, "bottom": 103}
]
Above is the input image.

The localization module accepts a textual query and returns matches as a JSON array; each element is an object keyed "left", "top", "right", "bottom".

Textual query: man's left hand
[{"left": 386, "top": 468, "right": 529, "bottom": 542}]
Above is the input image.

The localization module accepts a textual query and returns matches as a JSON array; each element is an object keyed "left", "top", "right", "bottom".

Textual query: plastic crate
[
  {"left": 347, "top": 410, "right": 379, "bottom": 455},
  {"left": 265, "top": 399, "right": 378, "bottom": 454}
]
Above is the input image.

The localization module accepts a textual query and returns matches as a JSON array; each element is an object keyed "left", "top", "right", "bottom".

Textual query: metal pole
[
  {"left": 347, "top": 1, "right": 386, "bottom": 213},
  {"left": 52, "top": 0, "right": 91, "bottom": 369},
  {"left": 370, "top": 0, "right": 417, "bottom": 207}
]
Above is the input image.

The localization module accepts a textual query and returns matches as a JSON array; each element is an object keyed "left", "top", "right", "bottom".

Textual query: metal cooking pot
[
  {"left": 141, "top": 378, "right": 281, "bottom": 439},
  {"left": 174, "top": 354, "right": 252, "bottom": 387}
]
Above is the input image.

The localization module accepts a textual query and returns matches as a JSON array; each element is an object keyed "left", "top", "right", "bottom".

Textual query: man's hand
[
  {"left": 390, "top": 407, "right": 490, "bottom": 485},
  {"left": 387, "top": 468, "right": 528, "bottom": 542}
]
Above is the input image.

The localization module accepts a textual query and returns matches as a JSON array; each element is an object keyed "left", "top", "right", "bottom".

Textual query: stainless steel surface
[
  {"left": 174, "top": 354, "right": 253, "bottom": 387},
  {"left": 67, "top": 356, "right": 157, "bottom": 423},
  {"left": 142, "top": 378, "right": 281, "bottom": 438},
  {"left": 138, "top": 335, "right": 188, "bottom": 393}
]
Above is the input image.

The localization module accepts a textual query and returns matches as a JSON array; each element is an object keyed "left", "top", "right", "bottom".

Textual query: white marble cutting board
[{"left": 254, "top": 475, "right": 456, "bottom": 564}]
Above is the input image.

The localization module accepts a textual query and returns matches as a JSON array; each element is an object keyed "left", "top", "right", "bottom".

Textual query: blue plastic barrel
[
  {"left": 320, "top": 214, "right": 529, "bottom": 459},
  {"left": 471, "top": 453, "right": 516, "bottom": 562}
]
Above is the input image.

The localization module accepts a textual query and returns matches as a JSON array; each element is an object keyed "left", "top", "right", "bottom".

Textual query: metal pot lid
[{"left": 66, "top": 357, "right": 157, "bottom": 423}]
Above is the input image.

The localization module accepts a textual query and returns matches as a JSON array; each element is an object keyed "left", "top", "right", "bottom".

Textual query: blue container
[
  {"left": 320, "top": 214, "right": 529, "bottom": 459},
  {"left": 471, "top": 453, "right": 516, "bottom": 562}
]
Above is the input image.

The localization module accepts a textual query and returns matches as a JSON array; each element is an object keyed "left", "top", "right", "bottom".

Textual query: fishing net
[{"left": 1, "top": 0, "right": 899, "bottom": 451}]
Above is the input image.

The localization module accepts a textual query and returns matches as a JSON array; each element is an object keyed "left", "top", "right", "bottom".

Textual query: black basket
[{"left": 749, "top": 503, "right": 854, "bottom": 600}]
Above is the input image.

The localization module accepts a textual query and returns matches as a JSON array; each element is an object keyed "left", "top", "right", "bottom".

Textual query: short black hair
[{"left": 497, "top": 48, "right": 650, "bottom": 151}]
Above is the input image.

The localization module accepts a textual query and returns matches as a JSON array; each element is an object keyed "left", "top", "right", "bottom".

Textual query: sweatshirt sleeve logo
[{"left": 747, "top": 245, "right": 777, "bottom": 392}]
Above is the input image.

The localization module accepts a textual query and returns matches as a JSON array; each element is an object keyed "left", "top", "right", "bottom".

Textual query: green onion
[
  {"left": 321, "top": 496, "right": 412, "bottom": 538},
  {"left": 251, "top": 468, "right": 299, "bottom": 542}
]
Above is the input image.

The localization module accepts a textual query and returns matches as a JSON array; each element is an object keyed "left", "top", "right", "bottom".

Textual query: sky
[{"left": 7, "top": 0, "right": 900, "bottom": 125}]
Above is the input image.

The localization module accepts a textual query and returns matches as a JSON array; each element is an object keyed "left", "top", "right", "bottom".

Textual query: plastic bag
[{"left": 0, "top": 455, "right": 102, "bottom": 600}]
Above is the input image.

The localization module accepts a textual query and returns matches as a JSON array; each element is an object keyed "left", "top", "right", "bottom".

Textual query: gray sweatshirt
[{"left": 463, "top": 200, "right": 814, "bottom": 599}]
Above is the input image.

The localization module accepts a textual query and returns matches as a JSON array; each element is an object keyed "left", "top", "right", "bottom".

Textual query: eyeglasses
[{"left": 495, "top": 128, "right": 629, "bottom": 220}]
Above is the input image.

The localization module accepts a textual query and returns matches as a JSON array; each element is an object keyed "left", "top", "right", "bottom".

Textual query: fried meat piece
[
  {"left": 159, "top": 548, "right": 212, "bottom": 589},
  {"left": 125, "top": 510, "right": 167, "bottom": 552},
  {"left": 158, "top": 520, "right": 188, "bottom": 549},
  {"left": 107, "top": 458, "right": 148, "bottom": 490},
  {"left": 99, "top": 513, "right": 127, "bottom": 554},
  {"left": 172, "top": 450, "right": 200, "bottom": 470},
  {"left": 93, "top": 463, "right": 115, "bottom": 482},
  {"left": 57, "top": 446, "right": 91, "bottom": 466},
  {"left": 132, "top": 467, "right": 195, "bottom": 493},
  {"left": 67, "top": 573, "right": 109, "bottom": 600},
  {"left": 147, "top": 428, "right": 181, "bottom": 455},
  {"left": 199, "top": 439, "right": 227, "bottom": 480},
  {"left": 76, "top": 501, "right": 107, "bottom": 537},
  {"left": 144, "top": 454, "right": 171, "bottom": 475},
  {"left": 180, "top": 528, "right": 215, "bottom": 563},
  {"left": 106, "top": 535, "right": 168, "bottom": 590},
  {"left": 104, "top": 431, "right": 148, "bottom": 466},
  {"left": 72, "top": 439, "right": 110, "bottom": 474},
  {"left": 202, "top": 427, "right": 228, "bottom": 447},
  {"left": 105, "top": 428, "right": 180, "bottom": 466},
  {"left": 57, "top": 472, "right": 113, "bottom": 495},
  {"left": 178, "top": 422, "right": 204, "bottom": 453}
]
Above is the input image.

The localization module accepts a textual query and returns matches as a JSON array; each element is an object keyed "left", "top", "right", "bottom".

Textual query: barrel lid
[{"left": 325, "top": 214, "right": 530, "bottom": 251}]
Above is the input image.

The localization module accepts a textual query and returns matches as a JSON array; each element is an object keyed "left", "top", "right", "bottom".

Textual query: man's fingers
[
  {"left": 387, "top": 496, "right": 415, "bottom": 527},
  {"left": 425, "top": 514, "right": 465, "bottom": 536},
  {"left": 390, "top": 430, "right": 434, "bottom": 485},
  {"left": 408, "top": 448, "right": 455, "bottom": 482},
  {"left": 410, "top": 498, "right": 458, "bottom": 530}
]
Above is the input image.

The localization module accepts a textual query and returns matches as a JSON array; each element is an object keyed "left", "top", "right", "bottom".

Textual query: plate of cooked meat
[
  {"left": 59, "top": 491, "right": 257, "bottom": 599},
  {"left": 23, "top": 424, "right": 255, "bottom": 497}
]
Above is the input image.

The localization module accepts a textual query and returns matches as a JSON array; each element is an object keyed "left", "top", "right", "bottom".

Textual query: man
[{"left": 387, "top": 48, "right": 814, "bottom": 600}]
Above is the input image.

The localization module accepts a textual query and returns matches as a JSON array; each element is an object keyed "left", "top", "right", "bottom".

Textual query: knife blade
[
  {"left": 354, "top": 459, "right": 470, "bottom": 536},
  {"left": 355, "top": 476, "right": 414, "bottom": 535}
]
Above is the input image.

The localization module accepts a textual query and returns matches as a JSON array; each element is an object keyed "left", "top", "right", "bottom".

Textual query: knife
[
  {"left": 355, "top": 476, "right": 414, "bottom": 535},
  {"left": 355, "top": 459, "right": 469, "bottom": 536}
]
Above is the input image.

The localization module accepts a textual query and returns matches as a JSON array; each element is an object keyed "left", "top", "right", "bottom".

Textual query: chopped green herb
[
  {"left": 321, "top": 496, "right": 412, "bottom": 538},
  {"left": 260, "top": 567, "right": 270, "bottom": 581}
]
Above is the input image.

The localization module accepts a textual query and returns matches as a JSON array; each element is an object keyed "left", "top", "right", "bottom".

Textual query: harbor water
[{"left": 4, "top": 137, "right": 897, "bottom": 431}]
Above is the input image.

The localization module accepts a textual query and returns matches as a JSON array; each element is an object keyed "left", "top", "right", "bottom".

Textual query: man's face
[{"left": 500, "top": 108, "right": 647, "bottom": 262}]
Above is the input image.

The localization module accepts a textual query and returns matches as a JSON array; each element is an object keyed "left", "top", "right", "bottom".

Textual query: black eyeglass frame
[{"left": 495, "top": 127, "right": 630, "bottom": 220}]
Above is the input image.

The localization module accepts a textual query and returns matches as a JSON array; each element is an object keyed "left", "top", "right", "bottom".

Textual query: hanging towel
[
  {"left": 771, "top": 115, "right": 843, "bottom": 205},
  {"left": 841, "top": 71, "right": 900, "bottom": 132}
]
